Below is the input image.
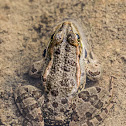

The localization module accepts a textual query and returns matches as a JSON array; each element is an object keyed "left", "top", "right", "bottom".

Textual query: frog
[{"left": 14, "top": 21, "right": 114, "bottom": 126}]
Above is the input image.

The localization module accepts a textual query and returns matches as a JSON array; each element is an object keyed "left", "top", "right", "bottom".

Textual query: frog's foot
[
  {"left": 29, "top": 59, "right": 44, "bottom": 78},
  {"left": 69, "top": 78, "right": 114, "bottom": 126},
  {"left": 86, "top": 52, "right": 102, "bottom": 81},
  {"left": 86, "top": 61, "right": 101, "bottom": 81},
  {"left": 14, "top": 85, "right": 44, "bottom": 126}
]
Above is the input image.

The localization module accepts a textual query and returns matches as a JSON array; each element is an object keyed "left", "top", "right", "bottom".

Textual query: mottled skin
[{"left": 14, "top": 21, "right": 113, "bottom": 126}]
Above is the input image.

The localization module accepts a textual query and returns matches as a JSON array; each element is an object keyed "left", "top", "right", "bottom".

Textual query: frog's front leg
[
  {"left": 14, "top": 85, "right": 44, "bottom": 126},
  {"left": 86, "top": 51, "right": 102, "bottom": 81},
  {"left": 29, "top": 58, "right": 45, "bottom": 78}
]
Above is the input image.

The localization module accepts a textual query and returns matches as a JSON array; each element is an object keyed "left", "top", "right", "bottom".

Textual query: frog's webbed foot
[
  {"left": 69, "top": 78, "right": 114, "bottom": 126},
  {"left": 29, "top": 59, "right": 44, "bottom": 78},
  {"left": 14, "top": 85, "right": 44, "bottom": 126},
  {"left": 86, "top": 52, "right": 102, "bottom": 81}
]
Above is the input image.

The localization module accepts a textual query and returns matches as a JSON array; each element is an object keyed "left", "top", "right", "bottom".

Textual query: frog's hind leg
[
  {"left": 69, "top": 77, "right": 114, "bottom": 126},
  {"left": 87, "top": 76, "right": 114, "bottom": 126},
  {"left": 86, "top": 102, "right": 113, "bottom": 126},
  {"left": 14, "top": 85, "right": 44, "bottom": 126},
  {"left": 29, "top": 59, "right": 45, "bottom": 78}
]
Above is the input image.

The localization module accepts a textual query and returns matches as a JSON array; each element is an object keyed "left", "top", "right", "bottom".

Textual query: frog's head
[{"left": 47, "top": 21, "right": 83, "bottom": 56}]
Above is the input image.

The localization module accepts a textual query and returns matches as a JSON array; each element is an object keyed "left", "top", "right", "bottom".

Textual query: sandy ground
[{"left": 0, "top": 0, "right": 126, "bottom": 126}]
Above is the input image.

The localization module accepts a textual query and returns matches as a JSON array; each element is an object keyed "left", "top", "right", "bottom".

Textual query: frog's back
[{"left": 42, "top": 22, "right": 83, "bottom": 125}]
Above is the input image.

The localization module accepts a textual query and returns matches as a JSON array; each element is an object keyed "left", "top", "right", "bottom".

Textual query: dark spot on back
[
  {"left": 85, "top": 112, "right": 92, "bottom": 119},
  {"left": 48, "top": 108, "right": 53, "bottom": 113},
  {"left": 60, "top": 79, "right": 69, "bottom": 87},
  {"left": 60, "top": 80, "right": 65, "bottom": 86},
  {"left": 96, "top": 87, "right": 101, "bottom": 93},
  {"left": 65, "top": 59, "right": 76, "bottom": 66},
  {"left": 70, "top": 103, "right": 76, "bottom": 110},
  {"left": 54, "top": 112, "right": 58, "bottom": 116},
  {"left": 64, "top": 109, "right": 70, "bottom": 114},
  {"left": 63, "top": 72, "right": 68, "bottom": 77},
  {"left": 61, "top": 98, "right": 68, "bottom": 104},
  {"left": 65, "top": 44, "right": 71, "bottom": 52},
  {"left": 51, "top": 89, "right": 59, "bottom": 97},
  {"left": 45, "top": 98, "right": 49, "bottom": 103},
  {"left": 52, "top": 102, "right": 58, "bottom": 108},
  {"left": 60, "top": 108, "right": 64, "bottom": 112},
  {"left": 55, "top": 48, "right": 60, "bottom": 54},
  {"left": 71, "top": 111, "right": 79, "bottom": 122},
  {"left": 63, "top": 66, "right": 70, "bottom": 72}
]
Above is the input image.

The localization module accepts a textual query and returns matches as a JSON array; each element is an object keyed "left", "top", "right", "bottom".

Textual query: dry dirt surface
[{"left": 0, "top": 0, "right": 126, "bottom": 126}]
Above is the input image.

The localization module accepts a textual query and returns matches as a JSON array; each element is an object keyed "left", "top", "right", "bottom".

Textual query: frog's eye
[
  {"left": 67, "top": 33, "right": 78, "bottom": 46},
  {"left": 53, "top": 31, "right": 63, "bottom": 44}
]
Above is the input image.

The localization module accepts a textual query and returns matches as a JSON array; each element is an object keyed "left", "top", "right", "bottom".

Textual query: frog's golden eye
[
  {"left": 67, "top": 33, "right": 78, "bottom": 46},
  {"left": 67, "top": 33, "right": 75, "bottom": 42}
]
